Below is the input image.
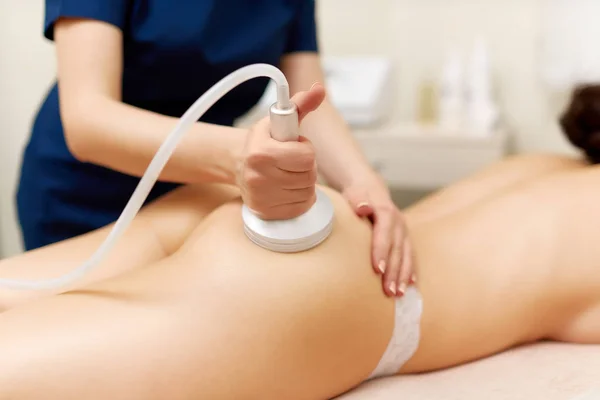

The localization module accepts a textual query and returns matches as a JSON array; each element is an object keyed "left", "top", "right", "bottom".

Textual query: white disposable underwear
[{"left": 368, "top": 286, "right": 423, "bottom": 379}]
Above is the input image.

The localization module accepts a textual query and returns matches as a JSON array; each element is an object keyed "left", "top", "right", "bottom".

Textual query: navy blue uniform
[{"left": 17, "top": 0, "right": 318, "bottom": 250}]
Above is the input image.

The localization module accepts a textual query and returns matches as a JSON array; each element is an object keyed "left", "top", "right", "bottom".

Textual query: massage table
[{"left": 337, "top": 343, "right": 600, "bottom": 400}]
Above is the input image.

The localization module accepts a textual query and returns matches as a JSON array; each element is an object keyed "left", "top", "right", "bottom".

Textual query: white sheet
[{"left": 337, "top": 343, "right": 600, "bottom": 400}]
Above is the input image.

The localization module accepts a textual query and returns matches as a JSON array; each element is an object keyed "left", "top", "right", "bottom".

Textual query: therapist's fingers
[
  {"left": 240, "top": 83, "right": 324, "bottom": 221},
  {"left": 344, "top": 189, "right": 381, "bottom": 275},
  {"left": 249, "top": 83, "right": 325, "bottom": 143},
  {"left": 291, "top": 82, "right": 326, "bottom": 123},
  {"left": 383, "top": 226, "right": 404, "bottom": 297},
  {"left": 271, "top": 137, "right": 317, "bottom": 172},
  {"left": 371, "top": 211, "right": 394, "bottom": 282},
  {"left": 396, "top": 235, "right": 414, "bottom": 297}
]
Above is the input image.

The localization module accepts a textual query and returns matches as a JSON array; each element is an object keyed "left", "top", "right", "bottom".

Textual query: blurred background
[{"left": 0, "top": 0, "right": 595, "bottom": 257}]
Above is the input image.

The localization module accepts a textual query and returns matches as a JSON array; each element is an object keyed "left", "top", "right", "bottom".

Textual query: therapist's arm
[
  {"left": 54, "top": 18, "right": 245, "bottom": 185},
  {"left": 280, "top": 54, "right": 371, "bottom": 191},
  {"left": 281, "top": 53, "right": 415, "bottom": 298}
]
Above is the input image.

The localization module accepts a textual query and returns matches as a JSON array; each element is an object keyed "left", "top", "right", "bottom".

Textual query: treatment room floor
[{"left": 336, "top": 343, "right": 600, "bottom": 400}]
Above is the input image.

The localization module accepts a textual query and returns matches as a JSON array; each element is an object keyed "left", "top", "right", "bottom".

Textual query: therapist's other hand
[
  {"left": 238, "top": 84, "right": 326, "bottom": 220},
  {"left": 343, "top": 172, "right": 415, "bottom": 297}
]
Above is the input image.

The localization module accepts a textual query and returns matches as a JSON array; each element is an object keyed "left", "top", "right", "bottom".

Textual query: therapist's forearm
[
  {"left": 301, "top": 100, "right": 372, "bottom": 190},
  {"left": 64, "top": 97, "right": 246, "bottom": 185},
  {"left": 282, "top": 53, "right": 374, "bottom": 191}
]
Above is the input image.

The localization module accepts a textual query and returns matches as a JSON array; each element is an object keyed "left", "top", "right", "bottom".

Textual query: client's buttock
[
  {"left": 0, "top": 187, "right": 423, "bottom": 400},
  {"left": 170, "top": 188, "right": 423, "bottom": 395}
]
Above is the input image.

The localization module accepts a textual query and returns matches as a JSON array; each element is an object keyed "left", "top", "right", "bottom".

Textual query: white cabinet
[{"left": 354, "top": 124, "right": 509, "bottom": 190}]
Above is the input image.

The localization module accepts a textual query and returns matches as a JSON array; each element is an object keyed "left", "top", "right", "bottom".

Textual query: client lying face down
[
  {"left": 561, "top": 84, "right": 600, "bottom": 164},
  {"left": 1, "top": 90, "right": 600, "bottom": 399}
]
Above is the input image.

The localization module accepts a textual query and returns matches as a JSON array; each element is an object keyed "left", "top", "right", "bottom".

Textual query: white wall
[
  {"left": 0, "top": 0, "right": 585, "bottom": 256},
  {"left": 0, "top": 0, "right": 56, "bottom": 256},
  {"left": 317, "top": 0, "right": 578, "bottom": 154}
]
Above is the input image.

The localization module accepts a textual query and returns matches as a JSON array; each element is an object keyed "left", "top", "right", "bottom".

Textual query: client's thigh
[{"left": 0, "top": 195, "right": 395, "bottom": 400}]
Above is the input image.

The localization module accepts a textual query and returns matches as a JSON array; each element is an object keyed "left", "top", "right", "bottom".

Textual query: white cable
[{"left": 0, "top": 64, "right": 291, "bottom": 290}]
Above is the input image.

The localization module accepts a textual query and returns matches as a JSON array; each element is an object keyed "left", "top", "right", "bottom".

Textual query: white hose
[{"left": 0, "top": 64, "right": 291, "bottom": 290}]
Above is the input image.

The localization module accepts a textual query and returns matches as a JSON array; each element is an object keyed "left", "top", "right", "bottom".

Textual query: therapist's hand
[
  {"left": 343, "top": 172, "right": 416, "bottom": 297},
  {"left": 237, "top": 84, "right": 326, "bottom": 220}
]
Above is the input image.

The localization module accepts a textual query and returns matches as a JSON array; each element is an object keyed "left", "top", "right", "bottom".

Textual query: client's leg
[
  {"left": 0, "top": 183, "right": 239, "bottom": 311},
  {"left": 405, "top": 154, "right": 585, "bottom": 225}
]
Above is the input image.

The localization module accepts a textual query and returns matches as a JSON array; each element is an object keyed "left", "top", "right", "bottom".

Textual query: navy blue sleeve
[
  {"left": 44, "top": 0, "right": 130, "bottom": 40},
  {"left": 285, "top": 0, "right": 319, "bottom": 54}
]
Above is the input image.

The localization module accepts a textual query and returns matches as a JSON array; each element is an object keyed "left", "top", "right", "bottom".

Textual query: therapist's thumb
[{"left": 292, "top": 83, "right": 326, "bottom": 123}]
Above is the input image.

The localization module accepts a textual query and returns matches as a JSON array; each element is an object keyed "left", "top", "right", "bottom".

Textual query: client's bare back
[
  {"left": 402, "top": 157, "right": 600, "bottom": 373},
  {"left": 405, "top": 154, "right": 587, "bottom": 226}
]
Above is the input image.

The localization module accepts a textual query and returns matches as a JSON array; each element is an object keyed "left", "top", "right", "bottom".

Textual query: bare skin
[{"left": 0, "top": 154, "right": 599, "bottom": 399}]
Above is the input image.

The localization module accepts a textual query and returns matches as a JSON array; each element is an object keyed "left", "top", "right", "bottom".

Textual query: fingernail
[
  {"left": 377, "top": 260, "right": 386, "bottom": 274},
  {"left": 310, "top": 82, "right": 320, "bottom": 90},
  {"left": 388, "top": 282, "right": 397, "bottom": 295},
  {"left": 357, "top": 202, "right": 370, "bottom": 211},
  {"left": 398, "top": 282, "right": 407, "bottom": 296},
  {"left": 410, "top": 274, "right": 417, "bottom": 284}
]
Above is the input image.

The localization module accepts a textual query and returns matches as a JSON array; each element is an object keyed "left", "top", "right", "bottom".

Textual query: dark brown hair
[{"left": 560, "top": 84, "right": 600, "bottom": 163}]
